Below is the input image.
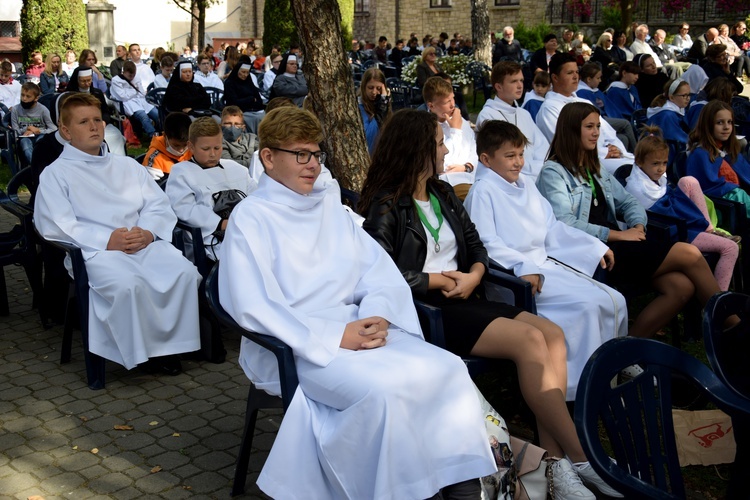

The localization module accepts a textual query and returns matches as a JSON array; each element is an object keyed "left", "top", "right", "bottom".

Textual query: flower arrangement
[
  {"left": 717, "top": 0, "right": 750, "bottom": 12},
  {"left": 660, "top": 0, "right": 691, "bottom": 16},
  {"left": 400, "top": 54, "right": 473, "bottom": 86},
  {"left": 566, "top": 0, "right": 592, "bottom": 18}
]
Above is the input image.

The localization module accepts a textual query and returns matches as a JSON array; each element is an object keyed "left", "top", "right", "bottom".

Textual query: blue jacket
[
  {"left": 536, "top": 160, "right": 648, "bottom": 242},
  {"left": 686, "top": 146, "right": 750, "bottom": 197},
  {"left": 686, "top": 101, "right": 705, "bottom": 131},
  {"left": 646, "top": 109, "right": 689, "bottom": 144},
  {"left": 39, "top": 72, "right": 69, "bottom": 95},
  {"left": 577, "top": 87, "right": 611, "bottom": 117},
  {"left": 522, "top": 99, "right": 543, "bottom": 122},
  {"left": 605, "top": 84, "right": 641, "bottom": 120}
]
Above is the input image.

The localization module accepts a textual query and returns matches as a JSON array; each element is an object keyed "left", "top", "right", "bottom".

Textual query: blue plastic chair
[
  {"left": 703, "top": 291, "right": 750, "bottom": 499},
  {"left": 203, "top": 263, "right": 298, "bottom": 496},
  {"left": 575, "top": 337, "right": 750, "bottom": 500}
]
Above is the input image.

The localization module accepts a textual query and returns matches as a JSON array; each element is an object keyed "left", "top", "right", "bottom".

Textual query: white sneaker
[
  {"left": 573, "top": 460, "right": 624, "bottom": 498},
  {"left": 551, "top": 458, "right": 595, "bottom": 500}
]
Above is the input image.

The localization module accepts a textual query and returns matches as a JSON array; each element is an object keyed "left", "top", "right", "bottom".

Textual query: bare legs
[{"left": 470, "top": 311, "right": 586, "bottom": 462}]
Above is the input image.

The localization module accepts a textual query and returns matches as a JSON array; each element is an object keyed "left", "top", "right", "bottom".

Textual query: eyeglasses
[{"left": 270, "top": 147, "right": 326, "bottom": 164}]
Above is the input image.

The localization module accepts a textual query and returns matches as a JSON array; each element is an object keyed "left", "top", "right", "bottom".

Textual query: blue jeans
[
  {"left": 131, "top": 108, "right": 161, "bottom": 137},
  {"left": 19, "top": 135, "right": 40, "bottom": 166}
]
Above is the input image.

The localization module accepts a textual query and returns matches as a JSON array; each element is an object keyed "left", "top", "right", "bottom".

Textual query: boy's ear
[
  {"left": 59, "top": 123, "right": 72, "bottom": 141},
  {"left": 259, "top": 148, "right": 273, "bottom": 171}
]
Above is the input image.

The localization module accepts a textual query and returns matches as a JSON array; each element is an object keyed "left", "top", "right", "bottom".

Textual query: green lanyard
[
  {"left": 414, "top": 193, "right": 444, "bottom": 252},
  {"left": 586, "top": 169, "right": 599, "bottom": 207}
]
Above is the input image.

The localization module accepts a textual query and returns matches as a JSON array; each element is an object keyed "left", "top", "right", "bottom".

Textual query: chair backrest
[
  {"left": 203, "top": 86, "right": 225, "bottom": 110},
  {"left": 704, "top": 291, "right": 750, "bottom": 400},
  {"left": 613, "top": 164, "right": 633, "bottom": 187},
  {"left": 7, "top": 166, "right": 34, "bottom": 210},
  {"left": 575, "top": 337, "right": 750, "bottom": 499},
  {"left": 204, "top": 264, "right": 299, "bottom": 409},
  {"left": 146, "top": 87, "right": 167, "bottom": 107}
]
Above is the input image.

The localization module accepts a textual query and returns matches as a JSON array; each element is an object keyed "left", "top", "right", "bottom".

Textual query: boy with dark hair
[
  {"left": 605, "top": 61, "right": 642, "bottom": 119},
  {"left": 34, "top": 92, "right": 201, "bottom": 376},
  {"left": 11, "top": 81, "right": 57, "bottom": 165},
  {"left": 476, "top": 61, "right": 549, "bottom": 179},
  {"left": 142, "top": 111, "right": 192, "bottom": 176},
  {"left": 522, "top": 71, "right": 550, "bottom": 120},
  {"left": 110, "top": 60, "right": 161, "bottom": 140},
  {"left": 194, "top": 53, "right": 224, "bottom": 90}
]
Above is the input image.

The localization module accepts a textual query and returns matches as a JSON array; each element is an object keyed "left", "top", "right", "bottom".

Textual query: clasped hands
[
  {"left": 437, "top": 270, "right": 481, "bottom": 299},
  {"left": 107, "top": 226, "right": 154, "bottom": 254},
  {"left": 340, "top": 316, "right": 390, "bottom": 351}
]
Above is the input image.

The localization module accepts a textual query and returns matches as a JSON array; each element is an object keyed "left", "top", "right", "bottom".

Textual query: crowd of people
[{"left": 1, "top": 19, "right": 749, "bottom": 500}]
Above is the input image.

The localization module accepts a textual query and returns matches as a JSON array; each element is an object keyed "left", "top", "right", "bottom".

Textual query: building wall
[{"left": 353, "top": 0, "right": 548, "bottom": 43}]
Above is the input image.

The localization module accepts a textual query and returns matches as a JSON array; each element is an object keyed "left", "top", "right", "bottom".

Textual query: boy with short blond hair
[
  {"left": 11, "top": 81, "right": 56, "bottom": 164},
  {"left": 0, "top": 60, "right": 21, "bottom": 109},
  {"left": 34, "top": 92, "right": 201, "bottom": 375},
  {"left": 220, "top": 105, "right": 256, "bottom": 168},
  {"left": 166, "top": 116, "right": 256, "bottom": 260}
]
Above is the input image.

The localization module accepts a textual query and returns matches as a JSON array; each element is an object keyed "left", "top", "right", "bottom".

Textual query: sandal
[{"left": 709, "top": 228, "right": 742, "bottom": 244}]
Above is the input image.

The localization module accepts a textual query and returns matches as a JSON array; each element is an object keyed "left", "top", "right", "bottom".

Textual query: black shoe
[{"left": 141, "top": 355, "right": 182, "bottom": 376}]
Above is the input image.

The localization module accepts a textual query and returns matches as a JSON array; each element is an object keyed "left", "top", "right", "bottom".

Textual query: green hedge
[
  {"left": 20, "top": 0, "right": 89, "bottom": 65},
  {"left": 513, "top": 21, "right": 553, "bottom": 53}
]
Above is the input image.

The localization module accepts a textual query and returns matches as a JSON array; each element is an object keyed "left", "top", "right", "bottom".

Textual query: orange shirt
[{"left": 142, "top": 135, "right": 192, "bottom": 174}]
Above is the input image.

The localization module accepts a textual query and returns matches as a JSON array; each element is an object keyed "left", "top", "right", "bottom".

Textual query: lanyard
[
  {"left": 414, "top": 193, "right": 444, "bottom": 252},
  {"left": 586, "top": 169, "right": 599, "bottom": 207}
]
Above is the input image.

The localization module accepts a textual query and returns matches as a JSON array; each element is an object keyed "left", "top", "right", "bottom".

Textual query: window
[
  {"left": 0, "top": 21, "right": 20, "bottom": 38},
  {"left": 430, "top": 0, "right": 452, "bottom": 7},
  {"left": 495, "top": 0, "right": 520, "bottom": 5},
  {"left": 355, "top": 0, "right": 370, "bottom": 13}
]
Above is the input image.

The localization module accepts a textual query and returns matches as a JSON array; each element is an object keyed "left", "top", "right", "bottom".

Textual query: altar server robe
[
  {"left": 218, "top": 175, "right": 496, "bottom": 499},
  {"left": 438, "top": 116, "right": 478, "bottom": 186},
  {"left": 477, "top": 96, "right": 550, "bottom": 180},
  {"left": 605, "top": 81, "right": 641, "bottom": 120},
  {"left": 34, "top": 144, "right": 201, "bottom": 369},
  {"left": 536, "top": 90, "right": 634, "bottom": 173},
  {"left": 465, "top": 166, "right": 627, "bottom": 399},
  {"left": 166, "top": 159, "right": 257, "bottom": 260}
]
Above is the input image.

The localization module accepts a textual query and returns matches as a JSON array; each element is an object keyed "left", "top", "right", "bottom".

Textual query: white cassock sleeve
[
  {"left": 166, "top": 166, "right": 223, "bottom": 241},
  {"left": 134, "top": 173, "right": 178, "bottom": 242}
]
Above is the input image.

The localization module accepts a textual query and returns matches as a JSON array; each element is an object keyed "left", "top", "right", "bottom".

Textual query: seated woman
[
  {"left": 416, "top": 46, "right": 442, "bottom": 89},
  {"left": 360, "top": 109, "right": 622, "bottom": 499},
  {"left": 164, "top": 61, "right": 212, "bottom": 117},
  {"left": 40, "top": 53, "right": 69, "bottom": 95},
  {"left": 625, "top": 126, "right": 739, "bottom": 291},
  {"left": 645, "top": 79, "right": 690, "bottom": 144},
  {"left": 269, "top": 53, "right": 307, "bottom": 107},
  {"left": 700, "top": 44, "right": 743, "bottom": 95},
  {"left": 358, "top": 67, "right": 391, "bottom": 154},
  {"left": 537, "top": 102, "right": 731, "bottom": 339},
  {"left": 219, "top": 106, "right": 497, "bottom": 499},
  {"left": 633, "top": 54, "right": 669, "bottom": 114},
  {"left": 687, "top": 100, "right": 750, "bottom": 217},
  {"left": 223, "top": 55, "right": 265, "bottom": 134},
  {"left": 78, "top": 49, "right": 108, "bottom": 92}
]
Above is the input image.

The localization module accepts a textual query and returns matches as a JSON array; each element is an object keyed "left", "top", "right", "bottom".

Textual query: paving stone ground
[{"left": 0, "top": 207, "right": 274, "bottom": 499}]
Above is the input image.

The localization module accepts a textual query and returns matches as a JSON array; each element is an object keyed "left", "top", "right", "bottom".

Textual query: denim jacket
[{"left": 536, "top": 160, "right": 647, "bottom": 242}]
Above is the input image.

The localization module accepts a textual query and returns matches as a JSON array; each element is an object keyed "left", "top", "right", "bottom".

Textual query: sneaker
[
  {"left": 550, "top": 458, "right": 595, "bottom": 500},
  {"left": 573, "top": 460, "right": 624, "bottom": 498}
]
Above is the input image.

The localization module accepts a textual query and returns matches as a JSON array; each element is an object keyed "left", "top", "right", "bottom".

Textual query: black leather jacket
[{"left": 362, "top": 181, "right": 489, "bottom": 296}]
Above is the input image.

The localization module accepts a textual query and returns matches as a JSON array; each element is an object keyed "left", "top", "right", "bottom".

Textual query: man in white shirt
[
  {"left": 476, "top": 61, "right": 549, "bottom": 180},
  {"left": 193, "top": 54, "right": 224, "bottom": 90},
  {"left": 536, "top": 53, "right": 633, "bottom": 173},
  {"left": 423, "top": 76, "right": 476, "bottom": 193},
  {"left": 128, "top": 43, "right": 155, "bottom": 93},
  {"left": 630, "top": 25, "right": 663, "bottom": 70}
]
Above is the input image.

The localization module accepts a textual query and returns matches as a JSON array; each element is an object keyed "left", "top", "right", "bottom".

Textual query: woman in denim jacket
[{"left": 537, "top": 102, "right": 729, "bottom": 338}]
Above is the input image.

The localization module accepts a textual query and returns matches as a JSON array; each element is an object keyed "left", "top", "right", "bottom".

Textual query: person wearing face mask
[
  {"left": 66, "top": 66, "right": 127, "bottom": 156},
  {"left": 166, "top": 117, "right": 256, "bottom": 261},
  {"left": 220, "top": 106, "right": 256, "bottom": 168},
  {"left": 223, "top": 55, "right": 265, "bottom": 133},
  {"left": 142, "top": 112, "right": 193, "bottom": 176}
]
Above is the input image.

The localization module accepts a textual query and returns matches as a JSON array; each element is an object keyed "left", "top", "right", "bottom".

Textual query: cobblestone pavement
[{"left": 0, "top": 208, "right": 275, "bottom": 499}]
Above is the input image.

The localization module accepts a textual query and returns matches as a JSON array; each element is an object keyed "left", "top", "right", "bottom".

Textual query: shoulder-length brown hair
[
  {"left": 546, "top": 101, "right": 602, "bottom": 177},
  {"left": 359, "top": 109, "right": 444, "bottom": 215},
  {"left": 360, "top": 68, "right": 391, "bottom": 119},
  {"left": 689, "top": 100, "right": 741, "bottom": 162}
]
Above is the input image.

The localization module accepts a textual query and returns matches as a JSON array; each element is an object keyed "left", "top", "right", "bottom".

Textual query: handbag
[
  {"left": 211, "top": 188, "right": 247, "bottom": 242},
  {"left": 474, "top": 387, "right": 516, "bottom": 500},
  {"left": 510, "top": 436, "right": 552, "bottom": 500}
]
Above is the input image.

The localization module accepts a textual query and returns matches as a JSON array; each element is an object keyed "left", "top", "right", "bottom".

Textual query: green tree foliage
[
  {"left": 263, "top": 0, "right": 298, "bottom": 55},
  {"left": 338, "top": 0, "right": 353, "bottom": 45},
  {"left": 20, "top": 0, "right": 89, "bottom": 65},
  {"left": 513, "top": 21, "right": 553, "bottom": 52}
]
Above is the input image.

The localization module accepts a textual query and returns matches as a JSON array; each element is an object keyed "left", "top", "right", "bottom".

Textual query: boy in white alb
[{"left": 34, "top": 93, "right": 201, "bottom": 374}]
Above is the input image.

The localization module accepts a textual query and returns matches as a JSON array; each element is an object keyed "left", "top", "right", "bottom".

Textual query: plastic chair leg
[
  {"left": 83, "top": 349, "right": 106, "bottom": 390},
  {"left": 231, "top": 385, "right": 284, "bottom": 497},
  {"left": 0, "top": 269, "right": 8, "bottom": 316}
]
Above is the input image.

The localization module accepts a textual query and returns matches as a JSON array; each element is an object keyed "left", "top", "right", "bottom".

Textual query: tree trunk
[
  {"left": 198, "top": 0, "right": 207, "bottom": 49},
  {"left": 620, "top": 0, "right": 633, "bottom": 35},
  {"left": 471, "top": 0, "right": 491, "bottom": 67},
  {"left": 190, "top": 1, "right": 199, "bottom": 49},
  {"left": 290, "top": 0, "right": 370, "bottom": 192}
]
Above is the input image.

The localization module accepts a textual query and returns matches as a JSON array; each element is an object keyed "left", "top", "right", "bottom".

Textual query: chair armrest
[
  {"left": 487, "top": 259, "right": 537, "bottom": 314},
  {"left": 413, "top": 300, "right": 447, "bottom": 348},
  {"left": 173, "top": 220, "right": 211, "bottom": 278},
  {"left": 708, "top": 195, "right": 746, "bottom": 235},
  {"left": 646, "top": 219, "right": 676, "bottom": 244},
  {"left": 38, "top": 237, "right": 89, "bottom": 295}
]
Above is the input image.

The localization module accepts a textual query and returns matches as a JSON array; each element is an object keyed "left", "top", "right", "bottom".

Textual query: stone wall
[{"left": 353, "top": 0, "right": 548, "bottom": 43}]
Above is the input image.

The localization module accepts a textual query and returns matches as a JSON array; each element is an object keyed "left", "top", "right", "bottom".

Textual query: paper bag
[{"left": 672, "top": 409, "right": 736, "bottom": 466}]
